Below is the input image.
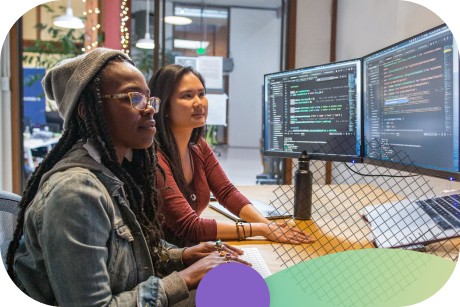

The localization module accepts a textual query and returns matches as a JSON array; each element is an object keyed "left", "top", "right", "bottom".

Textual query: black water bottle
[{"left": 293, "top": 150, "right": 313, "bottom": 220}]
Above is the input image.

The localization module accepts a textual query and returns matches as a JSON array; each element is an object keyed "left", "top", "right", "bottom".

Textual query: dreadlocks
[{"left": 7, "top": 56, "right": 163, "bottom": 279}]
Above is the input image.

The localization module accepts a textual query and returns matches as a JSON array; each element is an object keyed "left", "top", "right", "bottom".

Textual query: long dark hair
[
  {"left": 7, "top": 56, "right": 164, "bottom": 278},
  {"left": 148, "top": 64, "right": 206, "bottom": 203}
]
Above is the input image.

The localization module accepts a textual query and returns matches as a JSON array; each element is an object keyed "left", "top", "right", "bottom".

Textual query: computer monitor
[
  {"left": 263, "top": 59, "right": 362, "bottom": 161},
  {"left": 363, "top": 24, "right": 460, "bottom": 180}
]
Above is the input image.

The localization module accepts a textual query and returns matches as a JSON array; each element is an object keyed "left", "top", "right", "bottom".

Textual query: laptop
[
  {"left": 362, "top": 193, "right": 460, "bottom": 248},
  {"left": 209, "top": 199, "right": 291, "bottom": 222}
]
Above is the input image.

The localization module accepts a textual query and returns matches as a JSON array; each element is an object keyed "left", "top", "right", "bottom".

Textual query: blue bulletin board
[{"left": 23, "top": 67, "right": 47, "bottom": 126}]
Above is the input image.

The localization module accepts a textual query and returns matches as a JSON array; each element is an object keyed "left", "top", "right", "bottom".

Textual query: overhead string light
[
  {"left": 81, "top": 0, "right": 101, "bottom": 52},
  {"left": 120, "top": 0, "right": 130, "bottom": 54}
]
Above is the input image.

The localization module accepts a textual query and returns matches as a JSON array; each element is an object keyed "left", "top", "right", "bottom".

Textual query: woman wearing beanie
[
  {"left": 6, "top": 48, "right": 247, "bottom": 306},
  {"left": 148, "top": 64, "right": 314, "bottom": 247}
]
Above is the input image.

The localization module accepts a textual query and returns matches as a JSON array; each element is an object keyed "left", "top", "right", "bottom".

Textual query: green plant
[
  {"left": 131, "top": 49, "right": 155, "bottom": 80},
  {"left": 131, "top": 49, "right": 181, "bottom": 80}
]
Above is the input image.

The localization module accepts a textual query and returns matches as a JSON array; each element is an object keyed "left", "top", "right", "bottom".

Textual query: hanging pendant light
[
  {"left": 164, "top": 7, "right": 192, "bottom": 25},
  {"left": 53, "top": 0, "right": 85, "bottom": 29},
  {"left": 164, "top": 16, "right": 192, "bottom": 26},
  {"left": 136, "top": 0, "right": 155, "bottom": 49}
]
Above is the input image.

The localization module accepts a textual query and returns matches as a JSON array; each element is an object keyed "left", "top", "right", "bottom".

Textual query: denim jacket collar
[{"left": 39, "top": 140, "right": 124, "bottom": 195}]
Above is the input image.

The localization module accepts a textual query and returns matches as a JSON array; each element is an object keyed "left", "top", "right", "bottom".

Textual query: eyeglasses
[{"left": 102, "top": 92, "right": 160, "bottom": 112}]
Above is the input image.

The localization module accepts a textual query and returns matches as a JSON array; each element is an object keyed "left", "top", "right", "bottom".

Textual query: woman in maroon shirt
[{"left": 149, "top": 64, "right": 313, "bottom": 247}]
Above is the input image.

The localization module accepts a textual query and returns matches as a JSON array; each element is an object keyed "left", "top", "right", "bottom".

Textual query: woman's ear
[{"left": 77, "top": 103, "right": 86, "bottom": 121}]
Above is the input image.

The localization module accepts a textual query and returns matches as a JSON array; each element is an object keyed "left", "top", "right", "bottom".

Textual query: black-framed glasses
[{"left": 102, "top": 92, "right": 160, "bottom": 112}]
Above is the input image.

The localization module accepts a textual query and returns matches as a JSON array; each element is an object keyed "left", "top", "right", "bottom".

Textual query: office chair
[
  {"left": 0, "top": 191, "right": 21, "bottom": 269},
  {"left": 45, "top": 110, "right": 64, "bottom": 133}
]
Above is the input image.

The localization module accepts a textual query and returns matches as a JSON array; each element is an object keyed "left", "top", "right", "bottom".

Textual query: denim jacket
[{"left": 14, "top": 141, "right": 190, "bottom": 306}]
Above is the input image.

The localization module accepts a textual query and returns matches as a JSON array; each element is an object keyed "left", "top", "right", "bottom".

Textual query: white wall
[
  {"left": 296, "top": 0, "right": 443, "bottom": 65},
  {"left": 295, "top": 0, "right": 452, "bottom": 191},
  {"left": 335, "top": 0, "right": 442, "bottom": 61},
  {"left": 228, "top": 8, "right": 281, "bottom": 148},
  {"left": 295, "top": 0, "right": 333, "bottom": 68}
]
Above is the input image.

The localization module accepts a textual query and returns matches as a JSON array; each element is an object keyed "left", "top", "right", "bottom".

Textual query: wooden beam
[
  {"left": 161, "top": 0, "right": 166, "bottom": 66},
  {"left": 325, "top": 0, "right": 338, "bottom": 185},
  {"left": 283, "top": 0, "right": 297, "bottom": 185},
  {"left": 22, "top": 40, "right": 84, "bottom": 52},
  {"left": 153, "top": 0, "right": 160, "bottom": 72},
  {"left": 286, "top": 0, "right": 296, "bottom": 70},
  {"left": 330, "top": 0, "right": 337, "bottom": 62},
  {"left": 10, "top": 20, "right": 23, "bottom": 193},
  {"left": 84, "top": 0, "right": 99, "bottom": 51}
]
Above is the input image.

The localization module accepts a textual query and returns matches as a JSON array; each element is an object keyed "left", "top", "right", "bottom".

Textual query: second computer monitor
[
  {"left": 363, "top": 24, "right": 459, "bottom": 178},
  {"left": 263, "top": 59, "right": 362, "bottom": 160}
]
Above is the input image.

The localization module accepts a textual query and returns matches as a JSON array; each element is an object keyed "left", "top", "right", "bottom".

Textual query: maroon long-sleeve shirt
[{"left": 156, "top": 137, "right": 250, "bottom": 246}]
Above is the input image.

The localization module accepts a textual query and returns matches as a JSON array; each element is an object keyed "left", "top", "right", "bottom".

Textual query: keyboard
[
  {"left": 239, "top": 247, "right": 272, "bottom": 278},
  {"left": 417, "top": 193, "right": 460, "bottom": 230}
]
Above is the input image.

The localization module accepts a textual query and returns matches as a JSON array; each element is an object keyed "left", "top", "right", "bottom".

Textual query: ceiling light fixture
[
  {"left": 174, "top": 7, "right": 228, "bottom": 19},
  {"left": 136, "top": 0, "right": 155, "bottom": 49},
  {"left": 174, "top": 39, "right": 209, "bottom": 50},
  {"left": 53, "top": 0, "right": 85, "bottom": 29},
  {"left": 164, "top": 16, "right": 192, "bottom": 25}
]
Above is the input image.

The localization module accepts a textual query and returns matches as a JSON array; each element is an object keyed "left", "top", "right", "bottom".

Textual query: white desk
[{"left": 24, "top": 137, "right": 61, "bottom": 170}]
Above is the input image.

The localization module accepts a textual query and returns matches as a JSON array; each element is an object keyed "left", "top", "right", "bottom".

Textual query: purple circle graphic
[{"left": 196, "top": 262, "right": 270, "bottom": 307}]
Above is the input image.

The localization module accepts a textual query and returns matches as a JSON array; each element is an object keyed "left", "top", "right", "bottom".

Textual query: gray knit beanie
[{"left": 42, "top": 47, "right": 132, "bottom": 130}]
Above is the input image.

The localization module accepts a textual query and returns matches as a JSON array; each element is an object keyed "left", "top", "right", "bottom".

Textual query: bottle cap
[{"left": 298, "top": 150, "right": 310, "bottom": 162}]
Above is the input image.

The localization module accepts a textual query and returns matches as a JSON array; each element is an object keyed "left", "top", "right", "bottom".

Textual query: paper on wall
[{"left": 206, "top": 93, "right": 227, "bottom": 126}]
